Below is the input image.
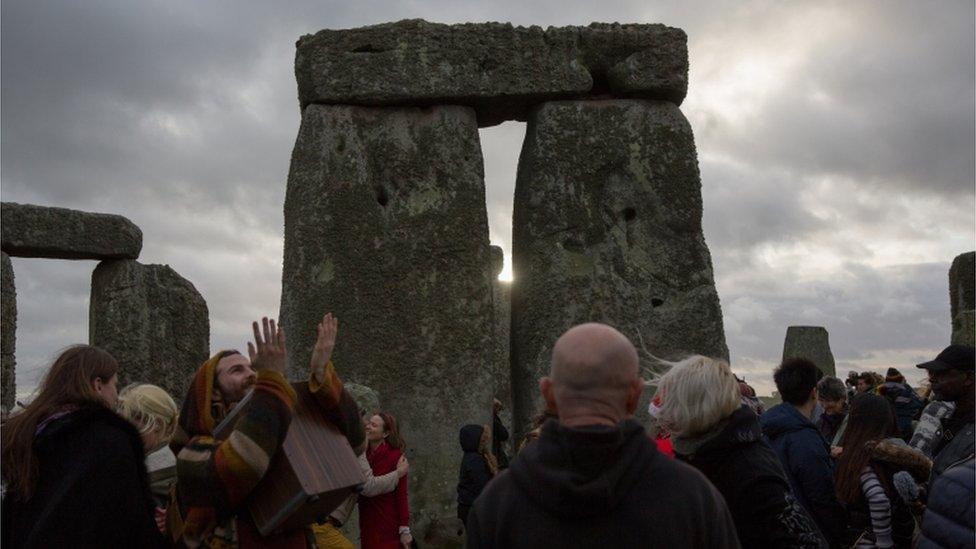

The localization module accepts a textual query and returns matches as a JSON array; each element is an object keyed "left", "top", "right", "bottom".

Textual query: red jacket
[{"left": 360, "top": 442, "right": 410, "bottom": 549}]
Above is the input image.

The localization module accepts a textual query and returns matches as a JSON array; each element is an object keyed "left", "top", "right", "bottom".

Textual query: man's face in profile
[{"left": 215, "top": 354, "right": 257, "bottom": 404}]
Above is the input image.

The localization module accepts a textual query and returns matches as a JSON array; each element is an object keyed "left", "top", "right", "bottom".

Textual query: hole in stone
[
  {"left": 351, "top": 44, "right": 387, "bottom": 54},
  {"left": 623, "top": 207, "right": 637, "bottom": 222},
  {"left": 651, "top": 297, "right": 664, "bottom": 307},
  {"left": 562, "top": 238, "right": 584, "bottom": 253},
  {"left": 375, "top": 185, "right": 389, "bottom": 207}
]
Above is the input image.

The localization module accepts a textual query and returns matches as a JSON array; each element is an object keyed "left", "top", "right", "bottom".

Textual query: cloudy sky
[{"left": 2, "top": 1, "right": 973, "bottom": 397}]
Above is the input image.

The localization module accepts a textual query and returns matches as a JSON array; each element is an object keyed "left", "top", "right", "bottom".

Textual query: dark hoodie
[
  {"left": 677, "top": 405, "right": 826, "bottom": 549},
  {"left": 1, "top": 404, "right": 165, "bottom": 549},
  {"left": 465, "top": 418, "right": 741, "bottom": 549},
  {"left": 457, "top": 424, "right": 493, "bottom": 506},
  {"left": 760, "top": 403, "right": 847, "bottom": 548}
]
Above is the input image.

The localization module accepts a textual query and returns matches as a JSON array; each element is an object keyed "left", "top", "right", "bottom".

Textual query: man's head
[
  {"left": 773, "top": 358, "right": 822, "bottom": 407},
  {"left": 856, "top": 372, "right": 876, "bottom": 394},
  {"left": 816, "top": 376, "right": 847, "bottom": 415},
  {"left": 214, "top": 351, "right": 256, "bottom": 405},
  {"left": 539, "top": 323, "right": 643, "bottom": 427},
  {"left": 917, "top": 345, "right": 975, "bottom": 402}
]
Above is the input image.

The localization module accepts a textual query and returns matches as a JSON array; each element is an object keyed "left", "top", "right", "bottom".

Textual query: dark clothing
[
  {"left": 818, "top": 407, "right": 847, "bottom": 445},
  {"left": 761, "top": 403, "right": 847, "bottom": 547},
  {"left": 880, "top": 382, "right": 924, "bottom": 441},
  {"left": 677, "top": 405, "right": 826, "bottom": 549},
  {"left": 457, "top": 503, "right": 472, "bottom": 524},
  {"left": 457, "top": 424, "right": 493, "bottom": 507},
  {"left": 492, "top": 412, "right": 509, "bottom": 469},
  {"left": 930, "top": 403, "right": 975, "bottom": 486},
  {"left": 1, "top": 404, "right": 165, "bottom": 549},
  {"left": 465, "top": 418, "right": 741, "bottom": 549},
  {"left": 918, "top": 458, "right": 975, "bottom": 549}
]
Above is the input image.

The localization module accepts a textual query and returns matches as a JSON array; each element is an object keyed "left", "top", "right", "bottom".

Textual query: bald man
[{"left": 465, "top": 323, "right": 741, "bottom": 549}]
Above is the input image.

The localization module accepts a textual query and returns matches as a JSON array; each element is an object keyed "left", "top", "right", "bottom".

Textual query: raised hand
[
  {"left": 310, "top": 312, "right": 339, "bottom": 383},
  {"left": 247, "top": 317, "right": 287, "bottom": 374}
]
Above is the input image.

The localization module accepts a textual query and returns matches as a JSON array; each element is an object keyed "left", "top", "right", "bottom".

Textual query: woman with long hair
[
  {"left": 0, "top": 345, "right": 163, "bottom": 548},
  {"left": 835, "top": 393, "right": 930, "bottom": 548},
  {"left": 456, "top": 423, "right": 498, "bottom": 523},
  {"left": 656, "top": 355, "right": 824, "bottom": 548},
  {"left": 360, "top": 411, "right": 412, "bottom": 548}
]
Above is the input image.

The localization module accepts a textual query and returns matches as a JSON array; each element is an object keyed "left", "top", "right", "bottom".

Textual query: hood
[
  {"left": 508, "top": 418, "right": 657, "bottom": 519},
  {"left": 760, "top": 402, "right": 818, "bottom": 441},
  {"left": 170, "top": 352, "right": 225, "bottom": 455},
  {"left": 459, "top": 424, "right": 484, "bottom": 453},
  {"left": 681, "top": 405, "right": 762, "bottom": 459}
]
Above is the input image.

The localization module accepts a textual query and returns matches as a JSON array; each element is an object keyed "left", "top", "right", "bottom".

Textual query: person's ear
[
  {"left": 625, "top": 378, "right": 644, "bottom": 415},
  {"left": 539, "top": 377, "right": 558, "bottom": 415},
  {"left": 92, "top": 377, "right": 103, "bottom": 393}
]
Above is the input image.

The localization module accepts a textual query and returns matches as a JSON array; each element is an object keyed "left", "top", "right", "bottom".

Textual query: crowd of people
[{"left": 0, "top": 313, "right": 973, "bottom": 548}]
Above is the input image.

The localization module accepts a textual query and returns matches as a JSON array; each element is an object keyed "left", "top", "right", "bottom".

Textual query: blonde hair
[
  {"left": 117, "top": 383, "right": 179, "bottom": 448},
  {"left": 655, "top": 355, "right": 741, "bottom": 438}
]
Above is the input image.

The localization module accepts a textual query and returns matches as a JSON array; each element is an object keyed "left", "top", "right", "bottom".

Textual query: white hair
[
  {"left": 654, "top": 355, "right": 741, "bottom": 438},
  {"left": 117, "top": 383, "right": 179, "bottom": 446}
]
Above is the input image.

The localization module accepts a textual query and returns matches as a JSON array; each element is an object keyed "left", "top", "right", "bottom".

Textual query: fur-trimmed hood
[{"left": 866, "top": 438, "right": 932, "bottom": 481}]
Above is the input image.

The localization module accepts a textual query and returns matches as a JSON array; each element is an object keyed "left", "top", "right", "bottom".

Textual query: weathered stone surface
[
  {"left": 90, "top": 260, "right": 209, "bottom": 402},
  {"left": 1, "top": 253, "right": 15, "bottom": 411},
  {"left": 949, "top": 251, "right": 975, "bottom": 314},
  {"left": 489, "top": 246, "right": 513, "bottom": 447},
  {"left": 952, "top": 310, "right": 975, "bottom": 347},
  {"left": 280, "top": 104, "right": 495, "bottom": 529},
  {"left": 510, "top": 99, "right": 727, "bottom": 437},
  {"left": 782, "top": 326, "right": 835, "bottom": 378},
  {"left": 345, "top": 382, "right": 380, "bottom": 416},
  {"left": 1, "top": 202, "right": 142, "bottom": 260},
  {"left": 296, "top": 20, "right": 687, "bottom": 127}
]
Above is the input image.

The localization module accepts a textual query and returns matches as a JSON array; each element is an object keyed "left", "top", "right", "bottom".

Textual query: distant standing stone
[
  {"left": 949, "top": 251, "right": 975, "bottom": 346},
  {"left": 280, "top": 104, "right": 495, "bottom": 527},
  {"left": 90, "top": 260, "right": 209, "bottom": 402},
  {"left": 782, "top": 326, "right": 836, "bottom": 378},
  {"left": 1, "top": 252, "right": 15, "bottom": 412},
  {"left": 510, "top": 99, "right": 728, "bottom": 438},
  {"left": 1, "top": 202, "right": 142, "bottom": 260}
]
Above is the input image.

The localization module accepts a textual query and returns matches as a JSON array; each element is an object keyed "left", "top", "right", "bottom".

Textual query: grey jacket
[
  {"left": 930, "top": 419, "right": 975, "bottom": 486},
  {"left": 329, "top": 452, "right": 400, "bottom": 525}
]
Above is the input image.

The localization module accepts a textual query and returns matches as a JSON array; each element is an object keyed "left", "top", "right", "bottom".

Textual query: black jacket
[
  {"left": 678, "top": 405, "right": 826, "bottom": 549},
  {"left": 918, "top": 457, "right": 975, "bottom": 548},
  {"left": 492, "top": 412, "right": 509, "bottom": 469},
  {"left": 466, "top": 418, "right": 741, "bottom": 549},
  {"left": 1, "top": 404, "right": 165, "bottom": 549},
  {"left": 761, "top": 403, "right": 847, "bottom": 547},
  {"left": 457, "top": 424, "right": 493, "bottom": 506}
]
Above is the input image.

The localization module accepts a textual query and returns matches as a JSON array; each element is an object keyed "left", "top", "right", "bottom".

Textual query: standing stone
[
  {"left": 1, "top": 202, "right": 142, "bottom": 260},
  {"left": 1, "top": 253, "right": 16, "bottom": 411},
  {"left": 280, "top": 104, "right": 494, "bottom": 528},
  {"left": 510, "top": 99, "right": 728, "bottom": 438},
  {"left": 489, "top": 246, "right": 513, "bottom": 450},
  {"left": 949, "top": 251, "right": 975, "bottom": 346},
  {"left": 90, "top": 260, "right": 209, "bottom": 402},
  {"left": 782, "top": 326, "right": 836, "bottom": 378}
]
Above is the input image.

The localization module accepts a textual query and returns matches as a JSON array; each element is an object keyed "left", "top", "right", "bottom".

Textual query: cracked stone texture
[
  {"left": 296, "top": 20, "right": 687, "bottom": 127},
  {"left": 280, "top": 104, "right": 495, "bottom": 528},
  {"left": 950, "top": 252, "right": 975, "bottom": 346},
  {"left": 1, "top": 202, "right": 142, "bottom": 260},
  {"left": 510, "top": 99, "right": 727, "bottom": 438},
  {"left": 782, "top": 326, "right": 836, "bottom": 378},
  {"left": 90, "top": 260, "right": 209, "bottom": 403},
  {"left": 1, "top": 253, "right": 15, "bottom": 411}
]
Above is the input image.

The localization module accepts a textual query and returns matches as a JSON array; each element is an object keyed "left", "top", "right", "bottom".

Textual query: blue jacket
[
  {"left": 917, "top": 458, "right": 975, "bottom": 549},
  {"left": 760, "top": 403, "right": 847, "bottom": 547}
]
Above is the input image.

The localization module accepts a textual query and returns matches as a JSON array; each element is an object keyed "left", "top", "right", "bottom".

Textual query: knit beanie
[{"left": 885, "top": 367, "right": 905, "bottom": 384}]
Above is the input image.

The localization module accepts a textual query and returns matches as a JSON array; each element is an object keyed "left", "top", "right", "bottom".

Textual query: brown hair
[
  {"left": 377, "top": 411, "right": 405, "bottom": 450},
  {"left": 834, "top": 393, "right": 896, "bottom": 503},
  {"left": 1, "top": 345, "right": 118, "bottom": 499}
]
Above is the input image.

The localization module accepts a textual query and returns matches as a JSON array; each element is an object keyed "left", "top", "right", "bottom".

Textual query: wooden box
[{"left": 214, "top": 381, "right": 364, "bottom": 536}]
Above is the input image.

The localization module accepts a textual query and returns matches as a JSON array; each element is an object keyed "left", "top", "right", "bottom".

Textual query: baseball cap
[{"left": 916, "top": 345, "right": 976, "bottom": 373}]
